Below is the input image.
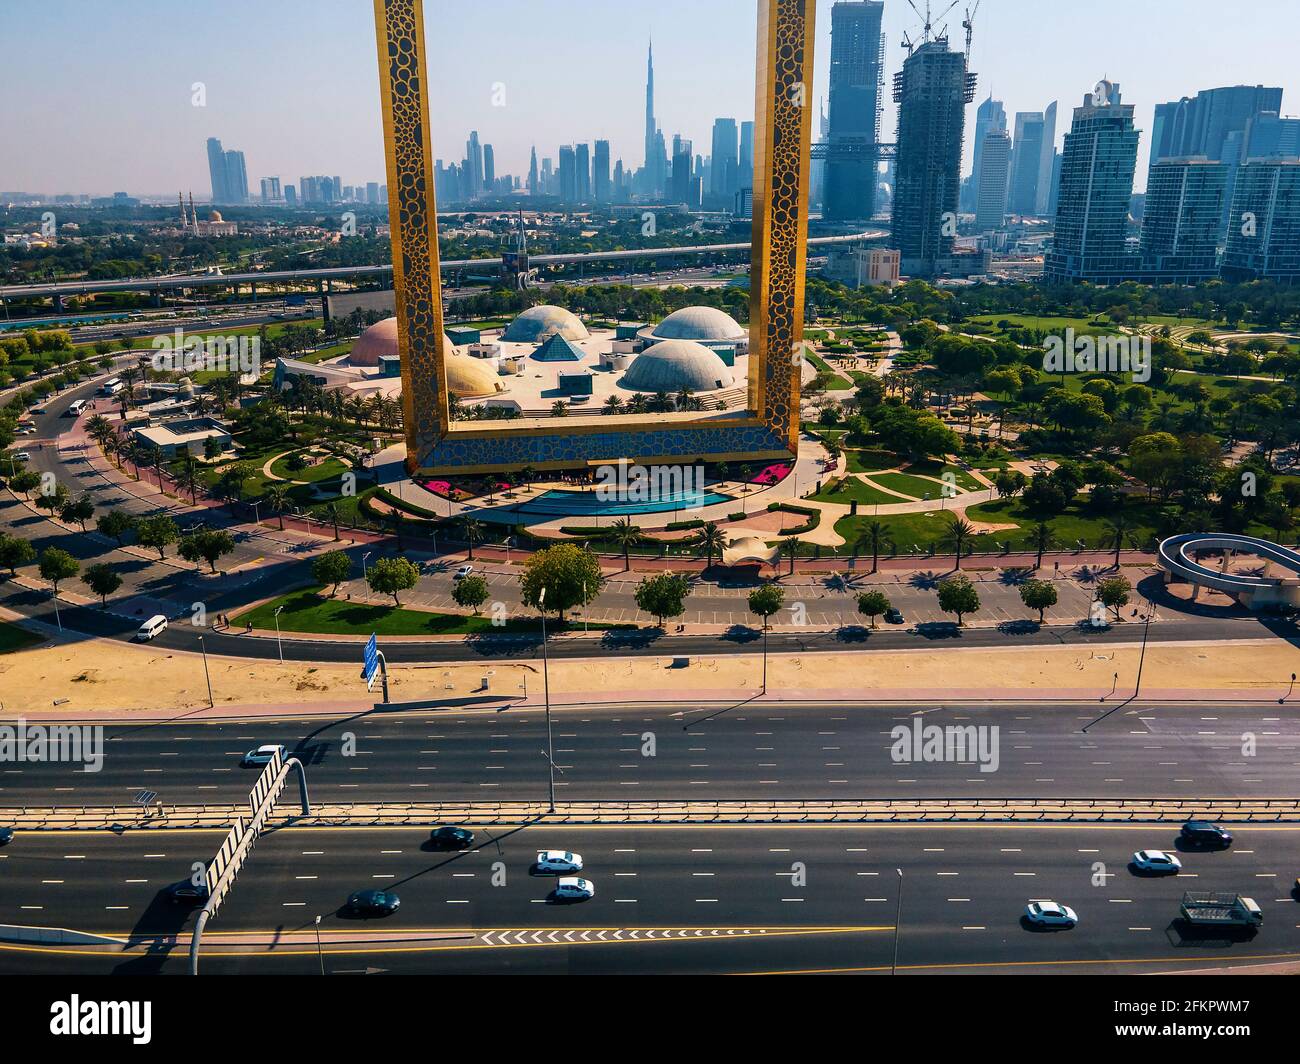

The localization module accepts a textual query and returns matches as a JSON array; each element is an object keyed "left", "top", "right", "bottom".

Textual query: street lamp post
[
  {"left": 762, "top": 620, "right": 769, "bottom": 694},
  {"left": 538, "top": 587, "right": 555, "bottom": 813},
  {"left": 314, "top": 915, "right": 324, "bottom": 975},
  {"left": 362, "top": 551, "right": 372, "bottom": 580},
  {"left": 197, "top": 635, "right": 214, "bottom": 707},
  {"left": 274, "top": 605, "right": 285, "bottom": 664},
  {"left": 891, "top": 868, "right": 903, "bottom": 976},
  {"left": 1282, "top": 672, "right": 1297, "bottom": 705}
]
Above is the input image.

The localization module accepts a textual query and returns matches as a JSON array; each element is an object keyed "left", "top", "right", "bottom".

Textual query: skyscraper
[
  {"left": 483, "top": 144, "right": 496, "bottom": 191},
  {"left": 1044, "top": 81, "right": 1140, "bottom": 283},
  {"left": 1008, "top": 112, "right": 1046, "bottom": 216},
  {"left": 528, "top": 147, "right": 539, "bottom": 197},
  {"left": 709, "top": 118, "right": 739, "bottom": 201},
  {"left": 466, "top": 131, "right": 484, "bottom": 198},
  {"left": 824, "top": 0, "right": 885, "bottom": 221},
  {"left": 593, "top": 140, "right": 611, "bottom": 202},
  {"left": 970, "top": 96, "right": 1007, "bottom": 189},
  {"left": 1140, "top": 158, "right": 1228, "bottom": 282},
  {"left": 207, "top": 137, "right": 230, "bottom": 204},
  {"left": 1149, "top": 85, "right": 1284, "bottom": 170},
  {"left": 672, "top": 138, "right": 693, "bottom": 204},
  {"left": 575, "top": 143, "right": 591, "bottom": 202},
  {"left": 975, "top": 128, "right": 1011, "bottom": 233},
  {"left": 558, "top": 145, "right": 576, "bottom": 203},
  {"left": 891, "top": 37, "right": 977, "bottom": 277},
  {"left": 1221, "top": 159, "right": 1300, "bottom": 282},
  {"left": 644, "top": 40, "right": 657, "bottom": 189},
  {"left": 739, "top": 121, "right": 755, "bottom": 186}
]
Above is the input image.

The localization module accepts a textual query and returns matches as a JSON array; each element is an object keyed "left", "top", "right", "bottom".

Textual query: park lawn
[
  {"left": 871, "top": 471, "right": 950, "bottom": 500},
  {"left": 236, "top": 587, "right": 629, "bottom": 636},
  {"left": 964, "top": 314, "right": 1116, "bottom": 337},
  {"left": 845, "top": 448, "right": 901, "bottom": 474},
  {"left": 902, "top": 460, "right": 984, "bottom": 493},
  {"left": 834, "top": 511, "right": 954, "bottom": 553},
  {"left": 964, "top": 497, "right": 1165, "bottom": 551},
  {"left": 270, "top": 454, "right": 351, "bottom": 484},
  {"left": 811, "top": 477, "right": 909, "bottom": 507},
  {"left": 806, "top": 352, "right": 853, "bottom": 390},
  {"left": 0, "top": 621, "right": 40, "bottom": 654}
]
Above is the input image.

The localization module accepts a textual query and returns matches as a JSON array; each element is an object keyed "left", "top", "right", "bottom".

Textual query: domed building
[
  {"left": 502, "top": 305, "right": 589, "bottom": 343},
  {"left": 620, "top": 339, "right": 735, "bottom": 393},
  {"left": 348, "top": 316, "right": 455, "bottom": 367},
  {"left": 646, "top": 306, "right": 747, "bottom": 345},
  {"left": 446, "top": 354, "right": 505, "bottom": 399}
]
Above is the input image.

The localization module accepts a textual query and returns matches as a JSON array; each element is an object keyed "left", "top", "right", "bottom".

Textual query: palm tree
[
  {"left": 693, "top": 521, "right": 727, "bottom": 571},
  {"left": 940, "top": 515, "right": 975, "bottom": 570},
  {"left": 779, "top": 536, "right": 800, "bottom": 576},
  {"left": 608, "top": 517, "right": 644, "bottom": 572},
  {"left": 317, "top": 501, "right": 342, "bottom": 541},
  {"left": 1100, "top": 513, "right": 1134, "bottom": 570},
  {"left": 1030, "top": 521, "right": 1056, "bottom": 570},
  {"left": 457, "top": 515, "right": 485, "bottom": 559},
  {"left": 175, "top": 454, "right": 202, "bottom": 503},
  {"left": 854, "top": 519, "right": 891, "bottom": 574},
  {"left": 603, "top": 394, "right": 624, "bottom": 416},
  {"left": 265, "top": 484, "right": 291, "bottom": 530}
]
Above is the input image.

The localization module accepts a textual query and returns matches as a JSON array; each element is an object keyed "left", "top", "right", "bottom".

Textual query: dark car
[
  {"left": 164, "top": 879, "right": 209, "bottom": 905},
  {"left": 430, "top": 825, "right": 475, "bottom": 850},
  {"left": 345, "top": 890, "right": 400, "bottom": 917},
  {"left": 884, "top": 608, "right": 905, "bottom": 625},
  {"left": 1180, "top": 820, "right": 1232, "bottom": 848},
  {"left": 0, "top": 827, "right": 14, "bottom": 846}
]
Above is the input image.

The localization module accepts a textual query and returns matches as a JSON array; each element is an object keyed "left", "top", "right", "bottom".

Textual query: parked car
[
  {"left": 1131, "top": 849, "right": 1182, "bottom": 874},
  {"left": 553, "top": 877, "right": 595, "bottom": 901},
  {"left": 884, "top": 607, "right": 905, "bottom": 625},
  {"left": 1180, "top": 821, "right": 1232, "bottom": 848},
  {"left": 241, "top": 744, "right": 287, "bottom": 766},
  {"left": 535, "top": 850, "right": 583, "bottom": 874},
  {"left": 0, "top": 827, "right": 14, "bottom": 846},
  {"left": 430, "top": 825, "right": 475, "bottom": 850},
  {"left": 454, "top": 564, "right": 474, "bottom": 580},
  {"left": 1024, "top": 901, "right": 1077, "bottom": 928},
  {"left": 345, "top": 889, "right": 400, "bottom": 916},
  {"left": 135, "top": 614, "right": 168, "bottom": 642}
]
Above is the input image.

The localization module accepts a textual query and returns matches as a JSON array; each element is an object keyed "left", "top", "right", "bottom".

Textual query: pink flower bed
[{"left": 751, "top": 463, "right": 791, "bottom": 485}]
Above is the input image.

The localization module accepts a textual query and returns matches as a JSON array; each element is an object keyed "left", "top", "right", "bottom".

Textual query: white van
[{"left": 136, "top": 614, "right": 168, "bottom": 641}]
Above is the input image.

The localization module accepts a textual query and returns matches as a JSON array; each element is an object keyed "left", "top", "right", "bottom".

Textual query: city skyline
[{"left": 3, "top": 0, "right": 1299, "bottom": 198}]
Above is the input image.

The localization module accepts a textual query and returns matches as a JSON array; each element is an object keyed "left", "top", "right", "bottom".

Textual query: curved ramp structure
[{"left": 1157, "top": 532, "right": 1300, "bottom": 609}]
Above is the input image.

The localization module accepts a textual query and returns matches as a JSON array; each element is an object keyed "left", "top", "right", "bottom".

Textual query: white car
[
  {"left": 1025, "top": 901, "right": 1078, "bottom": 928},
  {"left": 554, "top": 877, "right": 595, "bottom": 901},
  {"left": 241, "top": 744, "right": 287, "bottom": 766},
  {"left": 454, "top": 564, "right": 473, "bottom": 580},
  {"left": 18, "top": 426, "right": 36, "bottom": 435},
  {"left": 1132, "top": 849, "right": 1182, "bottom": 874},
  {"left": 535, "top": 850, "right": 583, "bottom": 874},
  {"left": 12, "top": 452, "right": 31, "bottom": 462}
]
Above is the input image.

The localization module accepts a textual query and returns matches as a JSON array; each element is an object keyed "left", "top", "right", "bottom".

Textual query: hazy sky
[{"left": 1, "top": 0, "right": 1297, "bottom": 197}]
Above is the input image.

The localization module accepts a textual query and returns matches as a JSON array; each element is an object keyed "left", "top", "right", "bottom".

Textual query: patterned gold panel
[{"left": 374, "top": 0, "right": 813, "bottom": 474}]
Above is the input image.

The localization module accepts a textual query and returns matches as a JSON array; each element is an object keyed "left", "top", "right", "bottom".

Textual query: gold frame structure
[{"left": 374, "top": 0, "right": 815, "bottom": 475}]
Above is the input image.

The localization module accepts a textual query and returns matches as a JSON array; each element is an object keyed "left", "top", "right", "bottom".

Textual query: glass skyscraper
[{"left": 824, "top": 0, "right": 885, "bottom": 221}]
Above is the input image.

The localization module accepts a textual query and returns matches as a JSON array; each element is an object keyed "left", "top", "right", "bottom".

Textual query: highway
[
  {"left": 1, "top": 824, "right": 1296, "bottom": 974},
  {"left": 2, "top": 701, "right": 1298, "bottom": 806}
]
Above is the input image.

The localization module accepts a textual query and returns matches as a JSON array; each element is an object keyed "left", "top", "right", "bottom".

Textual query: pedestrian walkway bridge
[{"left": 1157, "top": 532, "right": 1300, "bottom": 609}]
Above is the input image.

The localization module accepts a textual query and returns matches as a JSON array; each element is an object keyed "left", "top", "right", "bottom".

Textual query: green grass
[
  {"left": 844, "top": 448, "right": 901, "bottom": 474},
  {"left": 269, "top": 454, "right": 351, "bottom": 484},
  {"left": 811, "top": 477, "right": 907, "bottom": 507},
  {"left": 236, "top": 587, "right": 631, "bottom": 636},
  {"left": 0, "top": 621, "right": 40, "bottom": 654},
  {"left": 902, "top": 460, "right": 985, "bottom": 493},
  {"left": 870, "top": 471, "right": 949, "bottom": 501}
]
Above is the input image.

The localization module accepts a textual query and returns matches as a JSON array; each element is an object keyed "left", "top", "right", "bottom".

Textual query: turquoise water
[{"left": 520, "top": 487, "right": 731, "bottom": 517}]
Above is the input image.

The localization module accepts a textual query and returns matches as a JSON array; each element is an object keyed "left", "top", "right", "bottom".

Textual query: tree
[
  {"left": 312, "top": 549, "right": 353, "bottom": 596},
  {"left": 634, "top": 571, "right": 690, "bottom": 627},
  {"left": 34, "top": 481, "right": 70, "bottom": 516},
  {"left": 452, "top": 573, "right": 491, "bottom": 615},
  {"left": 1096, "top": 575, "right": 1131, "bottom": 620},
  {"left": 0, "top": 534, "right": 36, "bottom": 575},
  {"left": 81, "top": 562, "right": 122, "bottom": 607},
  {"left": 1100, "top": 513, "right": 1135, "bottom": 569},
  {"left": 38, "top": 546, "right": 80, "bottom": 595},
  {"left": 96, "top": 508, "right": 137, "bottom": 546},
  {"left": 856, "top": 589, "right": 891, "bottom": 628},
  {"left": 779, "top": 536, "right": 800, "bottom": 576},
  {"left": 264, "top": 484, "right": 292, "bottom": 530},
  {"left": 178, "top": 528, "right": 235, "bottom": 573},
  {"left": 747, "top": 583, "right": 785, "bottom": 630},
  {"left": 854, "top": 520, "right": 891, "bottom": 574},
  {"left": 607, "top": 517, "right": 644, "bottom": 572},
  {"left": 1019, "top": 579, "right": 1058, "bottom": 623},
  {"left": 136, "top": 515, "right": 178, "bottom": 559},
  {"left": 994, "top": 469, "right": 1026, "bottom": 498},
  {"left": 940, "top": 515, "right": 975, "bottom": 570},
  {"left": 520, "top": 543, "right": 603, "bottom": 619},
  {"left": 366, "top": 555, "right": 419, "bottom": 605},
  {"left": 456, "top": 515, "right": 485, "bottom": 560},
  {"left": 693, "top": 521, "right": 727, "bottom": 570},
  {"left": 1128, "top": 432, "right": 1182, "bottom": 500},
  {"left": 1029, "top": 521, "right": 1056, "bottom": 570},
  {"left": 936, "top": 573, "right": 980, "bottom": 625},
  {"left": 7, "top": 470, "right": 40, "bottom": 499},
  {"left": 316, "top": 500, "right": 343, "bottom": 541}
]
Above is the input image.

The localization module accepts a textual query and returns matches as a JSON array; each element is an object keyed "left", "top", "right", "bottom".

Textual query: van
[{"left": 136, "top": 615, "right": 168, "bottom": 641}]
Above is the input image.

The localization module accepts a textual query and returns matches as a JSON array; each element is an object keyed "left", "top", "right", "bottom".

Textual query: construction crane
[
  {"left": 963, "top": 0, "right": 981, "bottom": 57},
  {"left": 902, "top": 0, "right": 962, "bottom": 51}
]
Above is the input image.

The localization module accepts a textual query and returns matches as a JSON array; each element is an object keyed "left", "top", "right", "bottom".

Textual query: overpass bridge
[
  {"left": 0, "top": 230, "right": 887, "bottom": 303},
  {"left": 1156, "top": 532, "right": 1300, "bottom": 609}
]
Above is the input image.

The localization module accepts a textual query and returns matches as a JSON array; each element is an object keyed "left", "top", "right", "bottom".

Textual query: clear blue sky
[{"left": 1, "top": 0, "right": 1297, "bottom": 197}]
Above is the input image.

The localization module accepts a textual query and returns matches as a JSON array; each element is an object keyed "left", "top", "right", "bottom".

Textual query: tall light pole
[
  {"left": 197, "top": 635, "right": 214, "bottom": 707},
  {"left": 274, "top": 605, "right": 285, "bottom": 664},
  {"left": 538, "top": 587, "right": 555, "bottom": 813},
  {"left": 362, "top": 551, "right": 372, "bottom": 580},
  {"left": 314, "top": 914, "right": 324, "bottom": 975},
  {"left": 891, "top": 867, "right": 903, "bottom": 977}
]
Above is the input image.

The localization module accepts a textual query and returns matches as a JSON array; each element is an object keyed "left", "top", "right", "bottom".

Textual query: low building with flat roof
[{"left": 130, "top": 417, "right": 232, "bottom": 458}]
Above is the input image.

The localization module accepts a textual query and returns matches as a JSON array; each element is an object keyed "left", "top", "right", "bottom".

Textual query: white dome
[
  {"left": 502, "top": 305, "right": 589, "bottom": 343},
  {"left": 651, "top": 306, "right": 745, "bottom": 342},
  {"left": 621, "top": 339, "right": 735, "bottom": 393}
]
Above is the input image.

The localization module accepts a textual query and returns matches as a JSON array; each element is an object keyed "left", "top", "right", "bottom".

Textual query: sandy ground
[{"left": 2, "top": 627, "right": 1298, "bottom": 715}]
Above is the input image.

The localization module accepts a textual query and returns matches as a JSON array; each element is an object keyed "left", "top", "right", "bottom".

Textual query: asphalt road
[
  {"left": 3, "top": 702, "right": 1298, "bottom": 806},
  {"left": 1, "top": 824, "right": 1296, "bottom": 974}
]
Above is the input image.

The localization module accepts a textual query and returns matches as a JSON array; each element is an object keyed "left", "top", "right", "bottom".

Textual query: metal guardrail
[{"left": 4, "top": 797, "right": 1299, "bottom": 829}]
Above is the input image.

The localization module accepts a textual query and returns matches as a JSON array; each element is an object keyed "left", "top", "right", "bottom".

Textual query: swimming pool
[{"left": 514, "top": 487, "right": 732, "bottom": 517}]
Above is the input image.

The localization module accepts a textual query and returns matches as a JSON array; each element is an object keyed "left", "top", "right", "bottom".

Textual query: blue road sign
[{"left": 362, "top": 633, "right": 378, "bottom": 691}]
